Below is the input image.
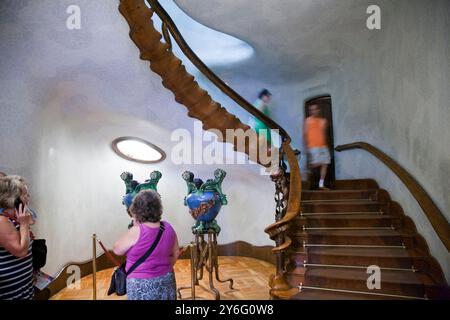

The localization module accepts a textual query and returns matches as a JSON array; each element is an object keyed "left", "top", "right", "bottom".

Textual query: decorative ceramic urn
[
  {"left": 182, "top": 169, "right": 227, "bottom": 234},
  {"left": 121, "top": 171, "right": 162, "bottom": 227}
]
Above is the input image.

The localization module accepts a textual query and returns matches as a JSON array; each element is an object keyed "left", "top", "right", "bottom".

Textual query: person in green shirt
[{"left": 251, "top": 89, "right": 272, "bottom": 145}]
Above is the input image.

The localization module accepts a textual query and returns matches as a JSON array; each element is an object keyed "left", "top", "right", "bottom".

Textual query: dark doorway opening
[{"left": 304, "top": 95, "right": 335, "bottom": 188}]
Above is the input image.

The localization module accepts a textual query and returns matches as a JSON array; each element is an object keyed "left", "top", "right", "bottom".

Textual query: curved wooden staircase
[
  {"left": 118, "top": 0, "right": 449, "bottom": 300},
  {"left": 276, "top": 180, "right": 449, "bottom": 300}
]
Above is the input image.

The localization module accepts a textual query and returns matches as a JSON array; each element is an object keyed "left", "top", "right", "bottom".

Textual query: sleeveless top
[
  {"left": 0, "top": 208, "right": 34, "bottom": 300},
  {"left": 125, "top": 221, "right": 176, "bottom": 279},
  {"left": 305, "top": 117, "right": 327, "bottom": 148}
]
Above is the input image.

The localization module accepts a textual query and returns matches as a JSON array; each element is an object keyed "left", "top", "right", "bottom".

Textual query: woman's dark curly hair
[{"left": 130, "top": 190, "right": 163, "bottom": 223}]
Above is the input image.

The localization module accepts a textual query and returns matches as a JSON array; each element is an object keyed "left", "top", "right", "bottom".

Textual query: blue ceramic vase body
[
  {"left": 186, "top": 191, "right": 222, "bottom": 223},
  {"left": 182, "top": 169, "right": 227, "bottom": 234}
]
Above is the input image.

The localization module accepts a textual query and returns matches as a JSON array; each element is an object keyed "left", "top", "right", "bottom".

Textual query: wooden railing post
[{"left": 271, "top": 166, "right": 289, "bottom": 279}]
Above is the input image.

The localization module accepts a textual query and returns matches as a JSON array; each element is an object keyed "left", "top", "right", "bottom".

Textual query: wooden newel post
[
  {"left": 269, "top": 164, "right": 292, "bottom": 293},
  {"left": 275, "top": 234, "right": 285, "bottom": 277}
]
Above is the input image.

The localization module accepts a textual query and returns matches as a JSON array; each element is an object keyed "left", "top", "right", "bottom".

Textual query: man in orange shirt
[{"left": 303, "top": 104, "right": 331, "bottom": 189}]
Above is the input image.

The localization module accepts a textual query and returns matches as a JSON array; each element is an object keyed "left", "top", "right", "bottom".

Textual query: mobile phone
[{"left": 14, "top": 197, "right": 24, "bottom": 211}]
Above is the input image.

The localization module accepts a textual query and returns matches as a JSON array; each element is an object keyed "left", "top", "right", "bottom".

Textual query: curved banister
[
  {"left": 264, "top": 142, "right": 302, "bottom": 252},
  {"left": 336, "top": 142, "right": 450, "bottom": 252},
  {"left": 146, "top": 0, "right": 291, "bottom": 142}
]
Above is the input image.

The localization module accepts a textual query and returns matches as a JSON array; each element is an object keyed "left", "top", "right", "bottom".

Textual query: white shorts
[{"left": 308, "top": 147, "right": 331, "bottom": 165}]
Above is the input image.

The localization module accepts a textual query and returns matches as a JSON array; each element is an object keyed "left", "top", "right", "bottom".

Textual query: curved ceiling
[
  {"left": 174, "top": 0, "right": 379, "bottom": 84},
  {"left": 149, "top": 0, "right": 254, "bottom": 66}
]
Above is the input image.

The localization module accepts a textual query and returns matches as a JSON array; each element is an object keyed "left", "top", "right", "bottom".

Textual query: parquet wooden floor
[{"left": 51, "top": 256, "right": 275, "bottom": 300}]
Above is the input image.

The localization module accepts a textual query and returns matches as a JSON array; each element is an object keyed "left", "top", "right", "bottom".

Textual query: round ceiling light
[{"left": 111, "top": 137, "right": 166, "bottom": 164}]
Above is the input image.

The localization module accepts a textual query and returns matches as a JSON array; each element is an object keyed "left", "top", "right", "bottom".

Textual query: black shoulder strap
[{"left": 126, "top": 222, "right": 165, "bottom": 276}]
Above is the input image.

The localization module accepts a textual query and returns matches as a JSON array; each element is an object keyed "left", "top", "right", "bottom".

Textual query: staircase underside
[{"left": 275, "top": 179, "right": 449, "bottom": 300}]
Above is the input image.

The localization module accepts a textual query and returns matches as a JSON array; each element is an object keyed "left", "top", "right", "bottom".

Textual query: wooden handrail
[
  {"left": 146, "top": 0, "right": 291, "bottom": 142},
  {"left": 336, "top": 142, "right": 450, "bottom": 252}
]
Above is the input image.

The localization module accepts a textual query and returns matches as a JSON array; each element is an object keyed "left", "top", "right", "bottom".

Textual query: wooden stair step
[
  {"left": 333, "top": 179, "right": 379, "bottom": 190},
  {"left": 292, "top": 229, "right": 413, "bottom": 246},
  {"left": 290, "top": 287, "right": 419, "bottom": 300},
  {"left": 304, "top": 229, "right": 406, "bottom": 236},
  {"left": 302, "top": 189, "right": 377, "bottom": 201},
  {"left": 307, "top": 246, "right": 419, "bottom": 258},
  {"left": 292, "top": 247, "right": 426, "bottom": 269},
  {"left": 304, "top": 265, "right": 433, "bottom": 285},
  {"left": 288, "top": 266, "right": 435, "bottom": 297},
  {"left": 301, "top": 211, "right": 383, "bottom": 216},
  {"left": 302, "top": 201, "right": 384, "bottom": 213},
  {"left": 294, "top": 214, "right": 400, "bottom": 228}
]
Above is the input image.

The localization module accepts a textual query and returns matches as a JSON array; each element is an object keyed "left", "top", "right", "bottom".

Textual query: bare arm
[
  {"left": 322, "top": 118, "right": 329, "bottom": 146},
  {"left": 303, "top": 118, "right": 308, "bottom": 149},
  {"left": 113, "top": 225, "right": 139, "bottom": 256},
  {"left": 303, "top": 122, "right": 307, "bottom": 141},
  {"left": 0, "top": 206, "right": 31, "bottom": 258},
  {"left": 169, "top": 235, "right": 180, "bottom": 266}
]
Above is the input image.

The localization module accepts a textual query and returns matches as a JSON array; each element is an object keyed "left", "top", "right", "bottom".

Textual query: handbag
[
  {"left": 107, "top": 222, "right": 165, "bottom": 296},
  {"left": 32, "top": 239, "right": 47, "bottom": 270}
]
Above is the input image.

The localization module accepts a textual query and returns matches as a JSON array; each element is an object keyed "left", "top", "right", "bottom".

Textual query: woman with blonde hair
[{"left": 0, "top": 175, "right": 34, "bottom": 300}]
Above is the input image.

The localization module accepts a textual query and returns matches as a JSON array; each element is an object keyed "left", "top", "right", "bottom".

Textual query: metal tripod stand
[{"left": 177, "top": 230, "right": 234, "bottom": 300}]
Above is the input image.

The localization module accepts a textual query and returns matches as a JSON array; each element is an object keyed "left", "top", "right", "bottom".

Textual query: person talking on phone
[
  {"left": 0, "top": 172, "right": 36, "bottom": 223},
  {"left": 0, "top": 175, "right": 34, "bottom": 300}
]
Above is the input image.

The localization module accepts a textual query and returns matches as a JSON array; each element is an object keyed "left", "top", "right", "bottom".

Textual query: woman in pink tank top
[{"left": 113, "top": 190, "right": 179, "bottom": 300}]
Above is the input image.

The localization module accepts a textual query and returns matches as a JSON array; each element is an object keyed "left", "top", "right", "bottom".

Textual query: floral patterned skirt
[{"left": 126, "top": 272, "right": 177, "bottom": 300}]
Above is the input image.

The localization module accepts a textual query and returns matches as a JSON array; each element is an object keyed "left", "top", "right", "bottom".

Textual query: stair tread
[
  {"left": 304, "top": 267, "right": 434, "bottom": 285},
  {"left": 333, "top": 180, "right": 379, "bottom": 190},
  {"left": 305, "top": 247, "right": 424, "bottom": 258},
  {"left": 298, "top": 214, "right": 397, "bottom": 220},
  {"left": 302, "top": 199, "right": 382, "bottom": 206},
  {"left": 300, "top": 229, "right": 409, "bottom": 236},
  {"left": 302, "top": 200, "right": 381, "bottom": 205},
  {"left": 303, "top": 189, "right": 376, "bottom": 193},
  {"left": 291, "top": 288, "right": 410, "bottom": 300}
]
